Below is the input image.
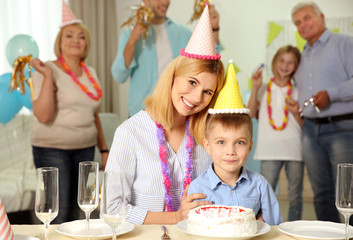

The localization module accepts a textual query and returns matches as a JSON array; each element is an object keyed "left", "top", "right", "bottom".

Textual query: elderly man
[{"left": 292, "top": 1, "right": 353, "bottom": 223}]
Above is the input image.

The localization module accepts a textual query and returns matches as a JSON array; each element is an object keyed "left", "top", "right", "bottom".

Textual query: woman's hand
[
  {"left": 30, "top": 58, "right": 52, "bottom": 77},
  {"left": 175, "top": 185, "right": 212, "bottom": 223}
]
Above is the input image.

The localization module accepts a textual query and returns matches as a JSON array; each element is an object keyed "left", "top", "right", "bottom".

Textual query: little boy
[{"left": 187, "top": 61, "right": 283, "bottom": 226}]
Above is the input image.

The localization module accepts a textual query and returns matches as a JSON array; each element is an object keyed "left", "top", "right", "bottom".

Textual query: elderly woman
[{"left": 30, "top": 21, "right": 108, "bottom": 223}]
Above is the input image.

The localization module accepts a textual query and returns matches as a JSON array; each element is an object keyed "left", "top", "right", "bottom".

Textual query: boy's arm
[{"left": 259, "top": 176, "right": 284, "bottom": 225}]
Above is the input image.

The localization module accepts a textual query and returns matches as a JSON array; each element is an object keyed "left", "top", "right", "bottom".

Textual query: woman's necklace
[
  {"left": 155, "top": 118, "right": 194, "bottom": 212},
  {"left": 58, "top": 56, "right": 102, "bottom": 101},
  {"left": 266, "top": 77, "right": 292, "bottom": 131}
]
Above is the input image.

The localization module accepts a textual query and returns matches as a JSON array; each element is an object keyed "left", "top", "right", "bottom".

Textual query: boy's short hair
[{"left": 205, "top": 114, "right": 253, "bottom": 139}]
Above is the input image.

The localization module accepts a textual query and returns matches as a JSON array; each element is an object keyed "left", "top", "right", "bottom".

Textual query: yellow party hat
[{"left": 208, "top": 59, "right": 250, "bottom": 114}]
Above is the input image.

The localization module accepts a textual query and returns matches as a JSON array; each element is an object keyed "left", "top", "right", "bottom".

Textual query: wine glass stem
[
  {"left": 112, "top": 230, "right": 117, "bottom": 240},
  {"left": 344, "top": 214, "right": 350, "bottom": 240},
  {"left": 85, "top": 212, "right": 90, "bottom": 236},
  {"left": 44, "top": 223, "right": 49, "bottom": 240}
]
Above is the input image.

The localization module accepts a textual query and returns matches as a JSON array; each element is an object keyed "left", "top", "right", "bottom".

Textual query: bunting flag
[
  {"left": 331, "top": 28, "right": 340, "bottom": 33},
  {"left": 233, "top": 63, "right": 241, "bottom": 74},
  {"left": 295, "top": 31, "right": 307, "bottom": 52},
  {"left": 248, "top": 77, "right": 253, "bottom": 90},
  {"left": 266, "top": 22, "right": 283, "bottom": 46}
]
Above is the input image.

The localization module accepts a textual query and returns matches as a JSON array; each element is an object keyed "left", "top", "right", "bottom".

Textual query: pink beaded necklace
[
  {"left": 155, "top": 118, "right": 194, "bottom": 212},
  {"left": 58, "top": 56, "right": 102, "bottom": 101}
]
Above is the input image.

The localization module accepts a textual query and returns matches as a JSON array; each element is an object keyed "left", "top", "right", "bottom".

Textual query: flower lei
[
  {"left": 155, "top": 118, "right": 194, "bottom": 212},
  {"left": 58, "top": 56, "right": 102, "bottom": 101},
  {"left": 267, "top": 78, "right": 292, "bottom": 131}
]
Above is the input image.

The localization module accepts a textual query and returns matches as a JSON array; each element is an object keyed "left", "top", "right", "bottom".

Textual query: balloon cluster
[
  {"left": 0, "top": 34, "right": 39, "bottom": 124},
  {"left": 120, "top": 3, "right": 154, "bottom": 40},
  {"left": 189, "top": 0, "right": 209, "bottom": 23}
]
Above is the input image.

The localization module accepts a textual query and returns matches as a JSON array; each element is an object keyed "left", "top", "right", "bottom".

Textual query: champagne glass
[
  {"left": 336, "top": 163, "right": 353, "bottom": 240},
  {"left": 101, "top": 171, "right": 127, "bottom": 240},
  {"left": 35, "top": 167, "right": 59, "bottom": 240},
  {"left": 78, "top": 161, "right": 99, "bottom": 236}
]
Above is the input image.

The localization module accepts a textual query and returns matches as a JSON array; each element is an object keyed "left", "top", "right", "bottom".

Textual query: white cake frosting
[{"left": 187, "top": 205, "right": 257, "bottom": 237}]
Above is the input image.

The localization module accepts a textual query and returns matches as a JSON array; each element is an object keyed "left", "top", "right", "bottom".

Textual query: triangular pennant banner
[
  {"left": 295, "top": 31, "right": 307, "bottom": 52},
  {"left": 266, "top": 22, "right": 283, "bottom": 46},
  {"left": 248, "top": 77, "right": 253, "bottom": 90},
  {"left": 233, "top": 63, "right": 241, "bottom": 74}
]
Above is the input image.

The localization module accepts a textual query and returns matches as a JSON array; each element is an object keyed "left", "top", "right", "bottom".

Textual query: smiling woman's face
[
  {"left": 171, "top": 71, "right": 217, "bottom": 117},
  {"left": 60, "top": 25, "right": 87, "bottom": 58}
]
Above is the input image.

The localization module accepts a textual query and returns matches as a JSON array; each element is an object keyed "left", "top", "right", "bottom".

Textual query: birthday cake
[{"left": 187, "top": 205, "right": 257, "bottom": 237}]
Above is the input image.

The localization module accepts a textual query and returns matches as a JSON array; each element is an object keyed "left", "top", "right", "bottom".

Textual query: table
[{"left": 12, "top": 224, "right": 301, "bottom": 240}]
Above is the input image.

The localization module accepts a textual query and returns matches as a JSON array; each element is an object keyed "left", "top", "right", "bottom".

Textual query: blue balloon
[
  {"left": 16, "top": 67, "right": 34, "bottom": 110},
  {"left": 0, "top": 73, "right": 22, "bottom": 124},
  {"left": 6, "top": 34, "right": 39, "bottom": 68}
]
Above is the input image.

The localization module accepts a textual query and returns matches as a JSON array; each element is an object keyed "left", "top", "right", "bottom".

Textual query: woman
[
  {"left": 106, "top": 55, "right": 224, "bottom": 225},
  {"left": 30, "top": 22, "right": 108, "bottom": 223}
]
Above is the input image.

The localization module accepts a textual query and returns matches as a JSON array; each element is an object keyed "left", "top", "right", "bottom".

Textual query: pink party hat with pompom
[
  {"left": 60, "top": 0, "right": 82, "bottom": 28},
  {"left": 0, "top": 199, "right": 15, "bottom": 240},
  {"left": 180, "top": 2, "right": 221, "bottom": 60}
]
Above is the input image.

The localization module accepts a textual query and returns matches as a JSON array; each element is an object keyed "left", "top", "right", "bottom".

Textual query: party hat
[
  {"left": 60, "top": 0, "right": 82, "bottom": 28},
  {"left": 0, "top": 199, "right": 15, "bottom": 240},
  {"left": 209, "top": 59, "right": 250, "bottom": 114},
  {"left": 180, "top": 2, "right": 221, "bottom": 60}
]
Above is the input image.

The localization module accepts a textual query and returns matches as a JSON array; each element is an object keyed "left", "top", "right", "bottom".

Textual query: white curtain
[{"left": 0, "top": 0, "right": 62, "bottom": 75}]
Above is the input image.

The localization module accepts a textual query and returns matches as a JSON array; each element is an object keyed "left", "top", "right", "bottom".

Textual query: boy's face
[{"left": 203, "top": 123, "right": 253, "bottom": 181}]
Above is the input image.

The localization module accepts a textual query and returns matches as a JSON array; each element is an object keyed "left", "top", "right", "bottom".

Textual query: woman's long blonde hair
[{"left": 145, "top": 55, "right": 224, "bottom": 144}]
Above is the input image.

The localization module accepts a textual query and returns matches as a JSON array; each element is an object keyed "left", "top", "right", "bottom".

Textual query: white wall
[{"left": 115, "top": 0, "right": 353, "bottom": 121}]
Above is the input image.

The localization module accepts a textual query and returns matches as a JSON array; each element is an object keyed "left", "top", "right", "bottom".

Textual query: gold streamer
[
  {"left": 189, "top": 0, "right": 210, "bottom": 24},
  {"left": 120, "top": 4, "right": 154, "bottom": 40},
  {"left": 9, "top": 55, "right": 33, "bottom": 100}
]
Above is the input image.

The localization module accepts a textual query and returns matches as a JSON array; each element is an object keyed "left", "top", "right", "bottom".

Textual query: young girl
[{"left": 247, "top": 45, "right": 303, "bottom": 221}]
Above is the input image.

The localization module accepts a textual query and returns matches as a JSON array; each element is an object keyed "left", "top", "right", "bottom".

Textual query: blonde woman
[{"left": 106, "top": 55, "right": 224, "bottom": 225}]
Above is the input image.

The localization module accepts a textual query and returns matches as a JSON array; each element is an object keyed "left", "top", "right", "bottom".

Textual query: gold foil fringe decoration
[
  {"left": 120, "top": 3, "right": 154, "bottom": 40},
  {"left": 9, "top": 55, "right": 33, "bottom": 99},
  {"left": 189, "top": 0, "right": 210, "bottom": 24}
]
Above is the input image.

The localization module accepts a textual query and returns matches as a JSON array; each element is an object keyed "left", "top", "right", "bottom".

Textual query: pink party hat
[
  {"left": 0, "top": 199, "right": 15, "bottom": 240},
  {"left": 60, "top": 0, "right": 82, "bottom": 28},
  {"left": 180, "top": 2, "right": 221, "bottom": 60}
]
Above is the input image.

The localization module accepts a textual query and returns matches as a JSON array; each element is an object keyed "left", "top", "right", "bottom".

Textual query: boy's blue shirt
[{"left": 187, "top": 164, "right": 283, "bottom": 225}]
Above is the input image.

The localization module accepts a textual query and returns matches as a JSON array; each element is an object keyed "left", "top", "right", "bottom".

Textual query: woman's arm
[
  {"left": 30, "top": 59, "right": 56, "bottom": 123},
  {"left": 94, "top": 112, "right": 109, "bottom": 170}
]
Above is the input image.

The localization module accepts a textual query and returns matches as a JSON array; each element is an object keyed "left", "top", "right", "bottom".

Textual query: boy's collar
[{"left": 208, "top": 164, "right": 250, "bottom": 189}]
